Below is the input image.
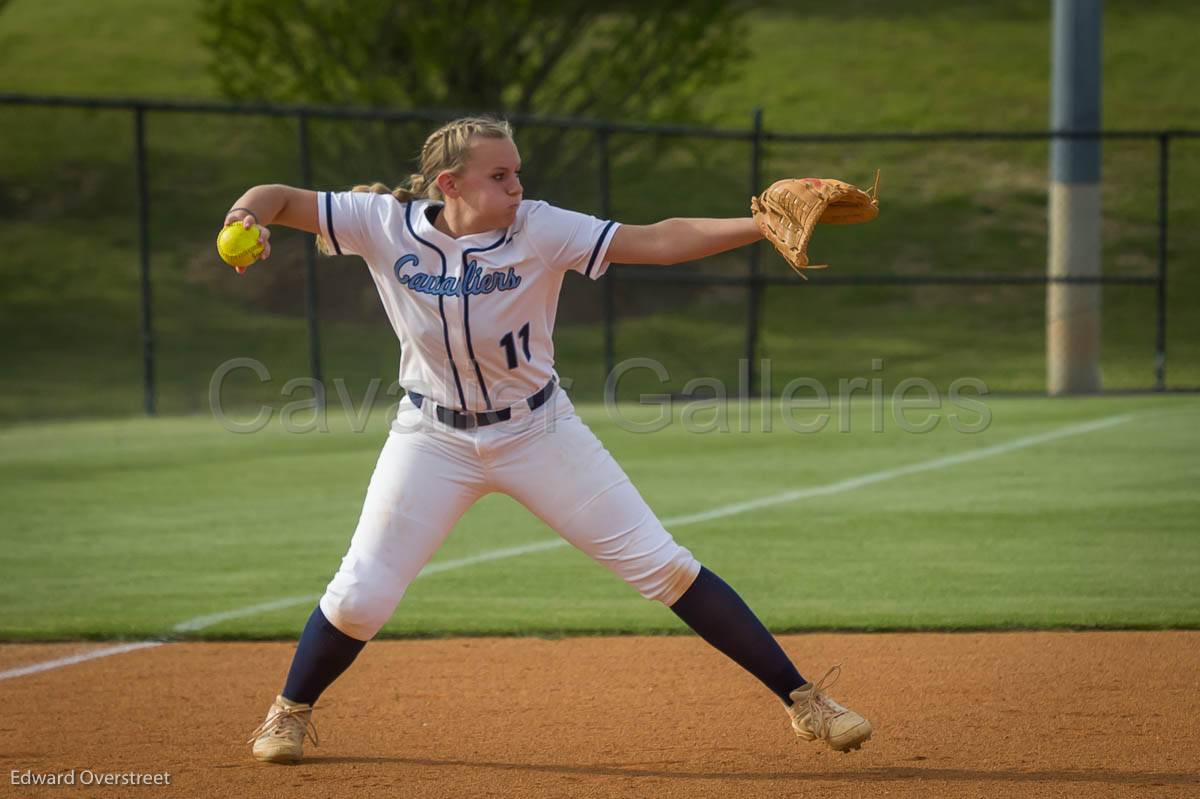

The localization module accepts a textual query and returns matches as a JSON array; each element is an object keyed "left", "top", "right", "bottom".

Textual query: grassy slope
[
  {"left": 0, "top": 0, "right": 1198, "bottom": 425},
  {"left": 0, "top": 395, "right": 1196, "bottom": 639}
]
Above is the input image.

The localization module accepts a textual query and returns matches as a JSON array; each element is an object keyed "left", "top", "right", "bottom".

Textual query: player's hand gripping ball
[{"left": 217, "top": 219, "right": 267, "bottom": 273}]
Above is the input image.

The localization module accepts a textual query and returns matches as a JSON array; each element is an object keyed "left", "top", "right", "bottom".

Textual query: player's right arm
[
  {"left": 225, "top": 185, "right": 394, "bottom": 265},
  {"left": 222, "top": 185, "right": 320, "bottom": 262},
  {"left": 225, "top": 184, "right": 318, "bottom": 232}
]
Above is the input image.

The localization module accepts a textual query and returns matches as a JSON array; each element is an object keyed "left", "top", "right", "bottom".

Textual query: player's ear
[{"left": 436, "top": 171, "right": 461, "bottom": 199}]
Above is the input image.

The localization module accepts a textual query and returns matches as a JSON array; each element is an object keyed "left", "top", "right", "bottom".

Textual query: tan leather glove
[{"left": 750, "top": 171, "right": 880, "bottom": 278}]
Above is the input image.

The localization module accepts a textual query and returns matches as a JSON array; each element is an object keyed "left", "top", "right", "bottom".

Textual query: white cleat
[
  {"left": 787, "top": 666, "right": 873, "bottom": 753},
  {"left": 248, "top": 695, "right": 319, "bottom": 764}
]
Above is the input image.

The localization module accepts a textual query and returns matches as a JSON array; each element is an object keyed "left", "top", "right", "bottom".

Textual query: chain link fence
[{"left": 1, "top": 93, "right": 1196, "bottom": 423}]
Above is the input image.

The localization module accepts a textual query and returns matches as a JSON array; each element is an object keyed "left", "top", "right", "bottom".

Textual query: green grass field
[
  {"left": 0, "top": 5, "right": 1196, "bottom": 644},
  {"left": 2, "top": 395, "right": 1196, "bottom": 641}
]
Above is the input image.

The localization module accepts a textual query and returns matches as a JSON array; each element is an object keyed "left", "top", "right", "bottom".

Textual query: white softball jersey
[
  {"left": 312, "top": 191, "right": 699, "bottom": 641},
  {"left": 317, "top": 192, "right": 618, "bottom": 411}
]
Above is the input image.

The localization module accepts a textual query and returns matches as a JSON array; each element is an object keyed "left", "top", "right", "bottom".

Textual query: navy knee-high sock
[
  {"left": 282, "top": 605, "right": 367, "bottom": 705},
  {"left": 670, "top": 566, "right": 806, "bottom": 704}
]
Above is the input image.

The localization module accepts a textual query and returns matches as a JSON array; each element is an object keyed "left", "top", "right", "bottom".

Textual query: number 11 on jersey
[{"left": 500, "top": 322, "right": 531, "bottom": 369}]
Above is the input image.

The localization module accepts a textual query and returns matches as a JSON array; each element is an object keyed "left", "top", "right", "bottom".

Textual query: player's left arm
[{"left": 606, "top": 218, "right": 763, "bottom": 266}]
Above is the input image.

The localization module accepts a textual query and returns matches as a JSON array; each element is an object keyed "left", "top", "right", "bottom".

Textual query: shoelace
[
  {"left": 802, "top": 665, "right": 845, "bottom": 742},
  {"left": 246, "top": 703, "right": 320, "bottom": 748}
]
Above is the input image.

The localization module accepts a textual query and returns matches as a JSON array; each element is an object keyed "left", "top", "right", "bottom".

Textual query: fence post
[
  {"left": 297, "top": 112, "right": 324, "bottom": 394},
  {"left": 598, "top": 127, "right": 615, "bottom": 381},
  {"left": 133, "top": 105, "right": 156, "bottom": 416},
  {"left": 1154, "top": 132, "right": 1169, "bottom": 391},
  {"left": 743, "top": 108, "right": 764, "bottom": 395}
]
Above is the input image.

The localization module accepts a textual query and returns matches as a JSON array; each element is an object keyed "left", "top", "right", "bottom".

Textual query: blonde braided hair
[{"left": 316, "top": 115, "right": 514, "bottom": 256}]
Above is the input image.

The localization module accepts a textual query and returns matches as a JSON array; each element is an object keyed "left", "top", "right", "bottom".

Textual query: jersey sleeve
[
  {"left": 316, "top": 190, "right": 393, "bottom": 260},
  {"left": 524, "top": 201, "right": 621, "bottom": 280}
]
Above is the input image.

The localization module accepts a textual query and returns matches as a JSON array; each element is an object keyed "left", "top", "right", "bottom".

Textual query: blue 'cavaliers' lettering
[
  {"left": 393, "top": 253, "right": 419, "bottom": 281},
  {"left": 395, "top": 257, "right": 521, "bottom": 298}
]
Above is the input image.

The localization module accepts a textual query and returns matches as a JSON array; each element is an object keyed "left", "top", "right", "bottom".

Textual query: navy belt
[{"left": 407, "top": 378, "right": 557, "bottom": 430}]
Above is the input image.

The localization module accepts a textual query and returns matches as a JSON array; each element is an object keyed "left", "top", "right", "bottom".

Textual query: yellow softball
[{"left": 216, "top": 222, "right": 265, "bottom": 269}]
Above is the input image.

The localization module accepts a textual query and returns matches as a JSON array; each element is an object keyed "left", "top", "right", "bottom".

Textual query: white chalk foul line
[
  {"left": 0, "top": 642, "right": 162, "bottom": 681},
  {"left": 171, "top": 595, "right": 322, "bottom": 633},
  {"left": 0, "top": 543, "right": 578, "bottom": 681},
  {"left": 1, "top": 412, "right": 1133, "bottom": 681},
  {"left": 665, "top": 412, "right": 1134, "bottom": 527},
  {"left": 168, "top": 540, "right": 573, "bottom": 635},
  {"left": 169, "top": 541, "right": 572, "bottom": 635}
]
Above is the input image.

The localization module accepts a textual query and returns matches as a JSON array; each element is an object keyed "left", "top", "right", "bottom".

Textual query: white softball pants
[{"left": 319, "top": 387, "right": 701, "bottom": 641}]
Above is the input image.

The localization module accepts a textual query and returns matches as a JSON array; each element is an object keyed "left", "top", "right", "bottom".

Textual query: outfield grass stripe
[{"left": 0, "top": 642, "right": 162, "bottom": 682}]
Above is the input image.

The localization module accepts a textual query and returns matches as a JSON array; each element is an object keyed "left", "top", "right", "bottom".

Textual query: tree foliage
[{"left": 199, "top": 0, "right": 749, "bottom": 197}]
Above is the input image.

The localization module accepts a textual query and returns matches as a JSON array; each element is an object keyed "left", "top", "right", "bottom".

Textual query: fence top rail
[
  {"left": 2, "top": 92, "right": 1198, "bottom": 142},
  {"left": 615, "top": 268, "right": 1159, "bottom": 287},
  {"left": 763, "top": 129, "right": 1198, "bottom": 143},
  {"left": 0, "top": 93, "right": 750, "bottom": 140}
]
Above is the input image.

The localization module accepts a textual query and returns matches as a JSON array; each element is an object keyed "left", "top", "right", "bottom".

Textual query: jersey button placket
[
  {"left": 460, "top": 245, "right": 499, "bottom": 412},
  {"left": 447, "top": 245, "right": 480, "bottom": 410}
]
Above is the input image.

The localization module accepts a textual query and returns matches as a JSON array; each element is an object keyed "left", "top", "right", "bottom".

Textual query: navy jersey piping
[
  {"left": 404, "top": 201, "right": 468, "bottom": 410},
  {"left": 324, "top": 192, "right": 343, "bottom": 255},
  {"left": 461, "top": 232, "right": 510, "bottom": 410},
  {"left": 584, "top": 220, "right": 617, "bottom": 278}
]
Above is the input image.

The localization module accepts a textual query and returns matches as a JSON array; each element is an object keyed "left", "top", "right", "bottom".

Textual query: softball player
[{"left": 228, "top": 116, "right": 871, "bottom": 763}]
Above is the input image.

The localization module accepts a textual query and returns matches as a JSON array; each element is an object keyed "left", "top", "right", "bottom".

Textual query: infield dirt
[{"left": 2, "top": 631, "right": 1196, "bottom": 798}]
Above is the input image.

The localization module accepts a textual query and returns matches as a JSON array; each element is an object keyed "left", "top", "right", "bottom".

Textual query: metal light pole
[{"left": 1047, "top": 0, "right": 1103, "bottom": 395}]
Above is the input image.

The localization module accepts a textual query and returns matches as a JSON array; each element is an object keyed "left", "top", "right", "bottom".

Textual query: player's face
[{"left": 455, "top": 136, "right": 523, "bottom": 227}]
